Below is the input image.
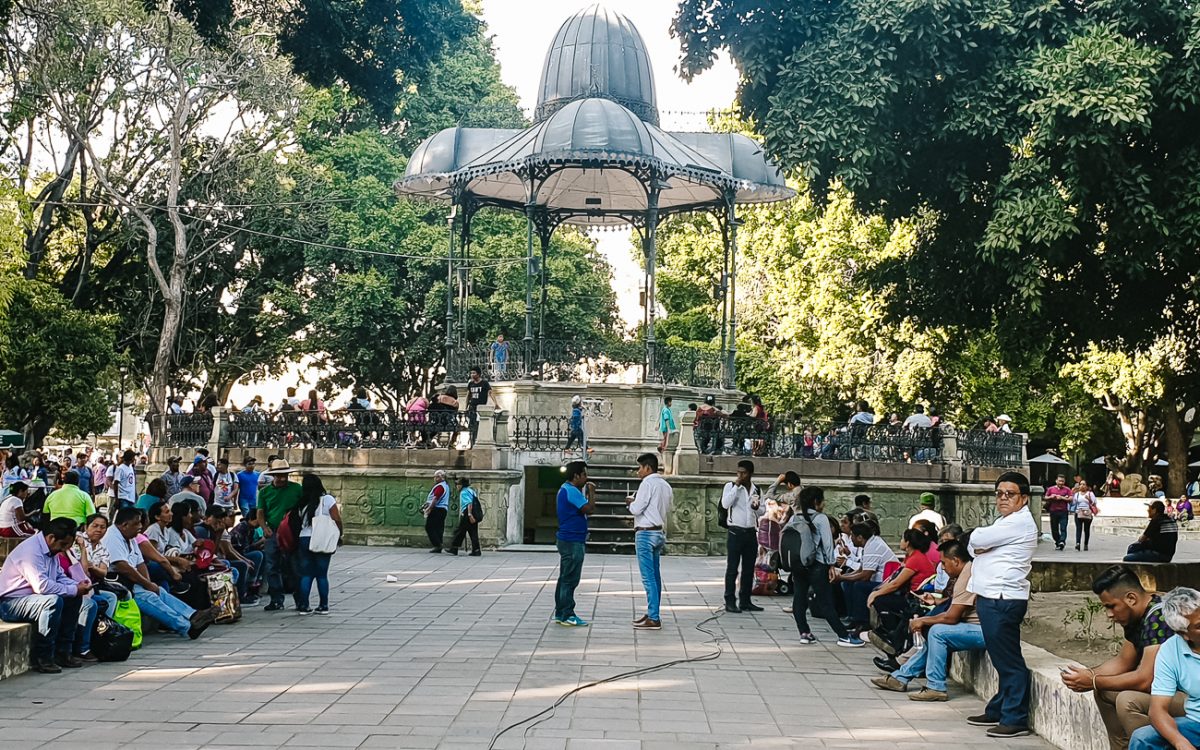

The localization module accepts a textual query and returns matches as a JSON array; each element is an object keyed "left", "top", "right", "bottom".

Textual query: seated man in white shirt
[
  {"left": 833, "top": 521, "right": 899, "bottom": 633},
  {"left": 101, "top": 506, "right": 218, "bottom": 639}
]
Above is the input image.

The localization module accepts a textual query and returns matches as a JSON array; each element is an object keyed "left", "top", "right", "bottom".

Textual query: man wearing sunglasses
[{"left": 966, "top": 472, "right": 1040, "bottom": 739}]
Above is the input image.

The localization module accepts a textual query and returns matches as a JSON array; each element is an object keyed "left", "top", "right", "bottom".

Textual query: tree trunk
[
  {"left": 150, "top": 293, "right": 184, "bottom": 426},
  {"left": 1115, "top": 405, "right": 1150, "bottom": 477},
  {"left": 1161, "top": 405, "right": 1188, "bottom": 497}
]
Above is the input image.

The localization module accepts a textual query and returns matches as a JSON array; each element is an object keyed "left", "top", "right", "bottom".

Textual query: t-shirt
[
  {"left": 135, "top": 493, "right": 161, "bottom": 512},
  {"left": 860, "top": 535, "right": 899, "bottom": 583},
  {"left": 212, "top": 471, "right": 239, "bottom": 508},
  {"left": 75, "top": 465, "right": 94, "bottom": 494},
  {"left": 909, "top": 508, "right": 946, "bottom": 529},
  {"left": 1124, "top": 595, "right": 1172, "bottom": 659},
  {"left": 299, "top": 495, "right": 337, "bottom": 538},
  {"left": 489, "top": 340, "right": 510, "bottom": 362},
  {"left": 659, "top": 406, "right": 676, "bottom": 433},
  {"left": 903, "top": 549, "right": 937, "bottom": 592},
  {"left": 0, "top": 496, "right": 25, "bottom": 529},
  {"left": 1146, "top": 515, "right": 1179, "bottom": 559},
  {"left": 466, "top": 380, "right": 491, "bottom": 410},
  {"left": 1150, "top": 634, "right": 1200, "bottom": 722},
  {"left": 113, "top": 463, "right": 137, "bottom": 501},
  {"left": 168, "top": 490, "right": 206, "bottom": 514},
  {"left": 44, "top": 485, "right": 97, "bottom": 525},
  {"left": 102, "top": 526, "right": 144, "bottom": 569},
  {"left": 950, "top": 561, "right": 981, "bottom": 624},
  {"left": 556, "top": 482, "right": 589, "bottom": 543},
  {"left": 902, "top": 413, "right": 933, "bottom": 429},
  {"left": 259, "top": 481, "right": 303, "bottom": 529},
  {"left": 1044, "top": 485, "right": 1073, "bottom": 513},
  {"left": 569, "top": 406, "right": 583, "bottom": 431},
  {"left": 237, "top": 470, "right": 260, "bottom": 507}
]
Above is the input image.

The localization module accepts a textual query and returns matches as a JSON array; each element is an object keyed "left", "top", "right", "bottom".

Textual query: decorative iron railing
[
  {"left": 957, "top": 429, "right": 1025, "bottom": 468},
  {"left": 648, "top": 343, "right": 723, "bottom": 388},
  {"left": 510, "top": 414, "right": 577, "bottom": 452},
  {"left": 226, "top": 409, "right": 470, "bottom": 449},
  {"left": 163, "top": 413, "right": 213, "bottom": 448},
  {"left": 694, "top": 416, "right": 945, "bottom": 463}
]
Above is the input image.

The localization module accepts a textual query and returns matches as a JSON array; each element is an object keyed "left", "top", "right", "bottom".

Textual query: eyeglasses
[{"left": 995, "top": 490, "right": 1023, "bottom": 500}]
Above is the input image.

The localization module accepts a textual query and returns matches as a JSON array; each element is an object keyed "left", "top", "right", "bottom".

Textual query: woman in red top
[{"left": 867, "top": 529, "right": 937, "bottom": 613}]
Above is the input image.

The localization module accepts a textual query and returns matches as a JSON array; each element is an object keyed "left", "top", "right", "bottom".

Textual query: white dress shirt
[
  {"left": 721, "top": 482, "right": 763, "bottom": 529},
  {"left": 967, "top": 507, "right": 1038, "bottom": 599},
  {"left": 629, "top": 473, "right": 673, "bottom": 529}
]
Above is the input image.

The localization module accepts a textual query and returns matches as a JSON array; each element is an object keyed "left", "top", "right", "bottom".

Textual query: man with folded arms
[
  {"left": 0, "top": 518, "right": 91, "bottom": 673},
  {"left": 627, "top": 453, "right": 672, "bottom": 631}
]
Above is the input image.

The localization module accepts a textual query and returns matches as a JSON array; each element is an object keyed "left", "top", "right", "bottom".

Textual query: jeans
[
  {"left": 554, "top": 539, "right": 586, "bottom": 620},
  {"left": 263, "top": 531, "right": 297, "bottom": 606},
  {"left": 977, "top": 596, "right": 1031, "bottom": 727},
  {"left": 842, "top": 579, "right": 877, "bottom": 626},
  {"left": 893, "top": 622, "right": 985, "bottom": 692},
  {"left": 425, "top": 507, "right": 447, "bottom": 551},
  {"left": 145, "top": 560, "right": 173, "bottom": 590},
  {"left": 564, "top": 427, "right": 584, "bottom": 451},
  {"left": 1124, "top": 543, "right": 1173, "bottom": 563},
  {"left": 450, "top": 514, "right": 480, "bottom": 553},
  {"left": 1049, "top": 511, "right": 1069, "bottom": 546},
  {"left": 1097, "top": 689, "right": 1189, "bottom": 750},
  {"left": 80, "top": 590, "right": 118, "bottom": 655},
  {"left": 238, "top": 498, "right": 255, "bottom": 521},
  {"left": 132, "top": 584, "right": 196, "bottom": 635},
  {"left": 635, "top": 530, "right": 666, "bottom": 621},
  {"left": 724, "top": 527, "right": 756, "bottom": 606},
  {"left": 0, "top": 594, "right": 82, "bottom": 662},
  {"left": 792, "top": 563, "right": 848, "bottom": 639},
  {"left": 1130, "top": 717, "right": 1200, "bottom": 750},
  {"left": 296, "top": 536, "right": 333, "bottom": 609},
  {"left": 1075, "top": 517, "right": 1092, "bottom": 547}
]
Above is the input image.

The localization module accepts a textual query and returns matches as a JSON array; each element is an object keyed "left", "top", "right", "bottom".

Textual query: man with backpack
[
  {"left": 782, "top": 486, "right": 864, "bottom": 647},
  {"left": 721, "top": 460, "right": 763, "bottom": 613}
]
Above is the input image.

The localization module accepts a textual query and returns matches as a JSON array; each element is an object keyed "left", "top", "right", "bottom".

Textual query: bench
[
  {"left": 950, "top": 641, "right": 1106, "bottom": 750},
  {"left": 0, "top": 623, "right": 30, "bottom": 682}
]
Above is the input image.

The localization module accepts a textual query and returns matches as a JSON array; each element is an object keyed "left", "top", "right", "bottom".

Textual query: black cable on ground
[{"left": 487, "top": 609, "right": 728, "bottom": 750}]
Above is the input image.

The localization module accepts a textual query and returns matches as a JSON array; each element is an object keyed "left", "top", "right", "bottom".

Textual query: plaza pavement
[{"left": 0, "top": 547, "right": 1058, "bottom": 750}]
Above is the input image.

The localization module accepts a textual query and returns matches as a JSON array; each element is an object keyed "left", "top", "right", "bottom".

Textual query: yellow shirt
[{"left": 44, "top": 485, "right": 97, "bottom": 525}]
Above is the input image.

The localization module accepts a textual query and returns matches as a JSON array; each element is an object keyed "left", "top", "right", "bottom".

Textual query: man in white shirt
[
  {"left": 833, "top": 521, "right": 899, "bottom": 632},
  {"left": 909, "top": 493, "right": 947, "bottom": 529},
  {"left": 109, "top": 450, "right": 138, "bottom": 510},
  {"left": 720, "top": 459, "right": 763, "bottom": 613},
  {"left": 966, "top": 471, "right": 1039, "bottom": 739},
  {"left": 627, "top": 453, "right": 673, "bottom": 631},
  {"left": 996, "top": 414, "right": 1014, "bottom": 433},
  {"left": 902, "top": 405, "right": 933, "bottom": 430}
]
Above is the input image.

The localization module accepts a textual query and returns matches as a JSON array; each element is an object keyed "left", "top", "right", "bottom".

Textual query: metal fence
[
  {"left": 510, "top": 414, "right": 578, "bottom": 452},
  {"left": 163, "top": 413, "right": 214, "bottom": 448},
  {"left": 694, "top": 416, "right": 945, "bottom": 463},
  {"left": 226, "top": 409, "right": 471, "bottom": 449},
  {"left": 957, "top": 429, "right": 1025, "bottom": 468}
]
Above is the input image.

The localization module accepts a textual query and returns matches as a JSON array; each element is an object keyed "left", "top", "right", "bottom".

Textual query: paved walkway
[
  {"left": 1032, "top": 523, "right": 1199, "bottom": 562},
  {"left": 1, "top": 548, "right": 1055, "bottom": 750}
]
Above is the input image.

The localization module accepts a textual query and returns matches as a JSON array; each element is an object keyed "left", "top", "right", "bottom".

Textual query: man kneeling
[
  {"left": 871, "top": 539, "right": 984, "bottom": 701},
  {"left": 102, "top": 507, "right": 218, "bottom": 639},
  {"left": 0, "top": 518, "right": 92, "bottom": 673}
]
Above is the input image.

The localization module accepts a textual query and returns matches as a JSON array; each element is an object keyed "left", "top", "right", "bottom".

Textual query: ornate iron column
[
  {"left": 523, "top": 201, "right": 536, "bottom": 378},
  {"left": 643, "top": 181, "right": 662, "bottom": 383},
  {"left": 724, "top": 190, "right": 741, "bottom": 388},
  {"left": 536, "top": 216, "right": 553, "bottom": 372},
  {"left": 719, "top": 213, "right": 731, "bottom": 388},
  {"left": 445, "top": 202, "right": 458, "bottom": 379}
]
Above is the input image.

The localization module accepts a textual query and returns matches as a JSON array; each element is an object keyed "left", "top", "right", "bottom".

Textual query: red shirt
[
  {"left": 903, "top": 549, "right": 936, "bottom": 592},
  {"left": 1044, "top": 485, "right": 1073, "bottom": 513}
]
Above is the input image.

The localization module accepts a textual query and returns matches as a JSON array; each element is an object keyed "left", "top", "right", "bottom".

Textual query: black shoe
[
  {"left": 188, "top": 607, "right": 219, "bottom": 639},
  {"left": 75, "top": 652, "right": 100, "bottom": 664},
  {"left": 873, "top": 655, "right": 900, "bottom": 673},
  {"left": 469, "top": 550, "right": 481, "bottom": 556},
  {"left": 987, "top": 725, "right": 1031, "bottom": 738},
  {"left": 264, "top": 601, "right": 285, "bottom": 612},
  {"left": 1075, "top": 544, "right": 1080, "bottom": 551},
  {"left": 740, "top": 602, "right": 764, "bottom": 612},
  {"left": 55, "top": 655, "right": 82, "bottom": 669},
  {"left": 447, "top": 549, "right": 459, "bottom": 556},
  {"left": 724, "top": 603, "right": 741, "bottom": 613},
  {"left": 34, "top": 660, "right": 61, "bottom": 674},
  {"left": 967, "top": 714, "right": 1000, "bottom": 727},
  {"left": 429, "top": 547, "right": 442, "bottom": 554}
]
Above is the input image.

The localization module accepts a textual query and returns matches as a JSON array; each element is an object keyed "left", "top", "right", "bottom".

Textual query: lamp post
[{"left": 117, "top": 366, "right": 128, "bottom": 452}]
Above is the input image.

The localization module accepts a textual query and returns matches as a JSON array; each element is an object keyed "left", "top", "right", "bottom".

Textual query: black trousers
[
  {"left": 450, "top": 514, "right": 480, "bottom": 553},
  {"left": 792, "top": 563, "right": 848, "bottom": 638},
  {"left": 425, "top": 507, "right": 447, "bottom": 550},
  {"left": 724, "top": 527, "right": 756, "bottom": 606}
]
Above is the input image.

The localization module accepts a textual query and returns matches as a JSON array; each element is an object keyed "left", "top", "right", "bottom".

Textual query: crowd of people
[{"left": 0, "top": 449, "right": 346, "bottom": 672}]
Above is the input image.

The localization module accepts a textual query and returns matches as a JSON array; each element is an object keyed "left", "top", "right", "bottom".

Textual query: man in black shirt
[
  {"left": 1123, "top": 501, "right": 1178, "bottom": 563},
  {"left": 466, "top": 367, "right": 492, "bottom": 448}
]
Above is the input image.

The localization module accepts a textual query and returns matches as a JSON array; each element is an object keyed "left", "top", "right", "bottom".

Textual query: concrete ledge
[
  {"left": 1030, "top": 559, "right": 1200, "bottom": 592},
  {"left": 950, "top": 640, "right": 1104, "bottom": 750},
  {"left": 0, "top": 622, "right": 30, "bottom": 682}
]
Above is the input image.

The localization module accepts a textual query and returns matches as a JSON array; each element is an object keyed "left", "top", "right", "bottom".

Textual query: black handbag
[{"left": 92, "top": 615, "right": 134, "bottom": 662}]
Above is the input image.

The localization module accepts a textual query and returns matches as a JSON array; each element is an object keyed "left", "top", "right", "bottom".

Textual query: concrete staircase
[{"left": 585, "top": 458, "right": 642, "bottom": 555}]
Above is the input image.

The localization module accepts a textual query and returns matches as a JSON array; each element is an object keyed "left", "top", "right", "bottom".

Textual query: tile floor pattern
[{"left": 1, "top": 547, "right": 1057, "bottom": 750}]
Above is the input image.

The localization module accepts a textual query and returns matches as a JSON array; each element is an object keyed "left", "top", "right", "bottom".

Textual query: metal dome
[
  {"left": 535, "top": 4, "right": 658, "bottom": 126},
  {"left": 399, "top": 127, "right": 524, "bottom": 196}
]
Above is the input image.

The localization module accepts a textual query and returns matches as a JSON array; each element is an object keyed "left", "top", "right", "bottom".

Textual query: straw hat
[{"left": 264, "top": 458, "right": 293, "bottom": 476}]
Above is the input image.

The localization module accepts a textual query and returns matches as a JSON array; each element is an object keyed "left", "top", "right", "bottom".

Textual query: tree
[{"left": 0, "top": 280, "right": 117, "bottom": 445}]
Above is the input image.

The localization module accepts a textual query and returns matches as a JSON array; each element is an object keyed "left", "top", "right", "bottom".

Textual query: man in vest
[{"left": 422, "top": 470, "right": 451, "bottom": 553}]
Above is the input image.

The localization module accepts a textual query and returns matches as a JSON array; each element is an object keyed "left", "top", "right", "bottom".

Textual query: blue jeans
[
  {"left": 1131, "top": 717, "right": 1200, "bottom": 750},
  {"left": 238, "top": 498, "right": 255, "bottom": 521},
  {"left": 635, "top": 530, "right": 665, "bottom": 621},
  {"left": 554, "top": 540, "right": 586, "bottom": 620},
  {"left": 842, "top": 579, "right": 877, "bottom": 626},
  {"left": 1124, "top": 543, "right": 1172, "bottom": 563},
  {"left": 977, "top": 596, "right": 1031, "bottom": 727},
  {"left": 79, "top": 590, "right": 118, "bottom": 656},
  {"left": 893, "top": 622, "right": 985, "bottom": 692},
  {"left": 296, "top": 536, "right": 333, "bottom": 609},
  {"left": 0, "top": 594, "right": 82, "bottom": 661},
  {"left": 132, "top": 585, "right": 195, "bottom": 635}
]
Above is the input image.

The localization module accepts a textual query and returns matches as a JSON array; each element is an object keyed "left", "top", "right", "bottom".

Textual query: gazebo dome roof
[{"left": 536, "top": 4, "right": 658, "bottom": 126}]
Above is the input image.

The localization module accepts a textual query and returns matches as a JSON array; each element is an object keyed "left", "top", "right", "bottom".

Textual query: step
[{"left": 0, "top": 623, "right": 31, "bottom": 682}]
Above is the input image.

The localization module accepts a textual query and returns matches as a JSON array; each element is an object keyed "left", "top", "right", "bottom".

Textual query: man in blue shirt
[
  {"left": 1130, "top": 587, "right": 1200, "bottom": 750},
  {"left": 236, "top": 457, "right": 260, "bottom": 520},
  {"left": 564, "top": 396, "right": 585, "bottom": 453},
  {"left": 555, "top": 461, "right": 595, "bottom": 627}
]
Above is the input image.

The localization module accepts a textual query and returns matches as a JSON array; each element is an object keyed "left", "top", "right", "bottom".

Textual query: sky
[{"left": 480, "top": 0, "right": 739, "bottom": 329}]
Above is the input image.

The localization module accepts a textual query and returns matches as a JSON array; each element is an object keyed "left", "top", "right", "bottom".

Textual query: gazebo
[{"left": 396, "top": 4, "right": 794, "bottom": 389}]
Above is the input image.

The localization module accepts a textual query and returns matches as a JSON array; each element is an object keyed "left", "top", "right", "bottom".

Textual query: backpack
[
  {"left": 275, "top": 509, "right": 299, "bottom": 553},
  {"left": 779, "top": 520, "right": 818, "bottom": 572}
]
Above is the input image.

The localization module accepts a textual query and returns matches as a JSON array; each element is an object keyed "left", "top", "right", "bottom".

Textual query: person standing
[
  {"left": 966, "top": 471, "right": 1039, "bottom": 738},
  {"left": 295, "top": 474, "right": 342, "bottom": 615},
  {"left": 73, "top": 453, "right": 94, "bottom": 499},
  {"left": 212, "top": 457, "right": 240, "bottom": 514},
  {"left": 721, "top": 459, "right": 764, "bottom": 614},
  {"left": 657, "top": 397, "right": 676, "bottom": 454},
  {"left": 43, "top": 470, "right": 97, "bottom": 526},
  {"left": 422, "top": 470, "right": 451, "bottom": 553},
  {"left": 909, "top": 492, "right": 946, "bottom": 529},
  {"left": 564, "top": 396, "right": 585, "bottom": 454},
  {"left": 236, "top": 456, "right": 260, "bottom": 520},
  {"left": 554, "top": 461, "right": 594, "bottom": 627},
  {"left": 109, "top": 449, "right": 138, "bottom": 512},
  {"left": 788, "top": 486, "right": 864, "bottom": 647},
  {"left": 465, "top": 367, "right": 492, "bottom": 448},
  {"left": 159, "top": 456, "right": 185, "bottom": 498},
  {"left": 257, "top": 459, "right": 303, "bottom": 611},
  {"left": 627, "top": 453, "right": 672, "bottom": 631},
  {"left": 489, "top": 333, "right": 511, "bottom": 378},
  {"left": 1044, "top": 475, "right": 1073, "bottom": 551},
  {"left": 447, "top": 477, "right": 482, "bottom": 556},
  {"left": 1071, "top": 480, "right": 1099, "bottom": 551}
]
